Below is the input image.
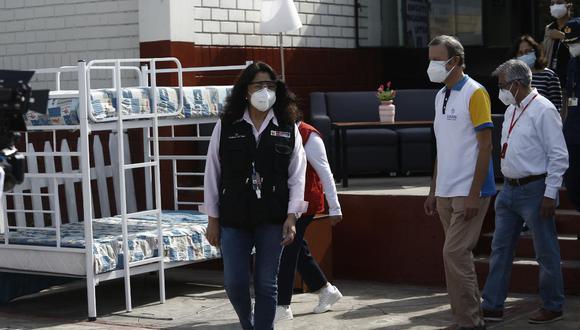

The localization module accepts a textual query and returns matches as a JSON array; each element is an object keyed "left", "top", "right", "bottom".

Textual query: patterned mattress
[
  {"left": 25, "top": 86, "right": 232, "bottom": 126},
  {"left": 0, "top": 211, "right": 221, "bottom": 274}
]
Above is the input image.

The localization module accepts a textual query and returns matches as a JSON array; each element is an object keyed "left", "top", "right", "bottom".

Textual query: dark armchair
[{"left": 393, "top": 89, "right": 438, "bottom": 174}]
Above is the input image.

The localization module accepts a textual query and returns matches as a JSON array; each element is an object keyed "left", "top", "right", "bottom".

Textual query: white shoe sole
[
  {"left": 274, "top": 308, "right": 293, "bottom": 323},
  {"left": 313, "top": 289, "right": 343, "bottom": 314}
]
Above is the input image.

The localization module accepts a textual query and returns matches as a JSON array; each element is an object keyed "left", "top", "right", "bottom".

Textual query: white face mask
[
  {"left": 498, "top": 83, "right": 519, "bottom": 106},
  {"left": 517, "top": 52, "right": 537, "bottom": 68},
  {"left": 550, "top": 4, "right": 568, "bottom": 19},
  {"left": 569, "top": 43, "right": 580, "bottom": 57},
  {"left": 250, "top": 87, "right": 276, "bottom": 112},
  {"left": 427, "top": 58, "right": 456, "bottom": 83}
]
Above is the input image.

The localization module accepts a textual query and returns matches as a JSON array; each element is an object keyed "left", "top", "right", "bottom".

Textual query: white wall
[
  {"left": 139, "top": 0, "right": 196, "bottom": 43},
  {"left": 0, "top": 0, "right": 140, "bottom": 89},
  {"left": 192, "top": 0, "right": 357, "bottom": 48},
  {"left": 0, "top": 0, "right": 357, "bottom": 88}
]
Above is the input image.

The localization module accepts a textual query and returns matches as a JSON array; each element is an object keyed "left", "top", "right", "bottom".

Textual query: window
[{"left": 357, "top": 0, "right": 483, "bottom": 48}]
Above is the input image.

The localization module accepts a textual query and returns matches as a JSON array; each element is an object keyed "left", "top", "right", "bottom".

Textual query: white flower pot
[{"left": 379, "top": 100, "right": 395, "bottom": 123}]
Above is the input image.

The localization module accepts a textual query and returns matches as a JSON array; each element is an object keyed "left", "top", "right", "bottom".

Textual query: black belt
[{"left": 505, "top": 174, "right": 546, "bottom": 186}]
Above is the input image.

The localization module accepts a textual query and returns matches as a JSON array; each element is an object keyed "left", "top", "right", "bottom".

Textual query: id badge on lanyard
[
  {"left": 251, "top": 162, "right": 262, "bottom": 199},
  {"left": 501, "top": 94, "right": 538, "bottom": 159}
]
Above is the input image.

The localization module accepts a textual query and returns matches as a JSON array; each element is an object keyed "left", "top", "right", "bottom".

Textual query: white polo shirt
[{"left": 434, "top": 75, "right": 496, "bottom": 198}]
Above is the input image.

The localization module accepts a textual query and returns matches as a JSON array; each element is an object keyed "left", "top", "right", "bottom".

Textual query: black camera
[{"left": 0, "top": 70, "right": 48, "bottom": 192}]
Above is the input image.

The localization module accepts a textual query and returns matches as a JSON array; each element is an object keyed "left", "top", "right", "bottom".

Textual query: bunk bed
[{"left": 0, "top": 58, "right": 249, "bottom": 320}]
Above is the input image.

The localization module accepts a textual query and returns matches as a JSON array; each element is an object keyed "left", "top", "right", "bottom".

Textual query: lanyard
[{"left": 507, "top": 94, "right": 538, "bottom": 139}]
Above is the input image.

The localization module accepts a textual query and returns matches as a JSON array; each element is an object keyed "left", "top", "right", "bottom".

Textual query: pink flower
[{"left": 376, "top": 82, "right": 396, "bottom": 101}]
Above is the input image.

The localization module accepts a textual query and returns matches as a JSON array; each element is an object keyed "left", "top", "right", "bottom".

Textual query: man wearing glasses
[
  {"left": 424, "top": 35, "right": 495, "bottom": 330},
  {"left": 481, "top": 59, "right": 568, "bottom": 324}
]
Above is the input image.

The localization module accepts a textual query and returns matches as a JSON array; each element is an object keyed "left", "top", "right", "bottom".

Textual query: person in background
[
  {"left": 514, "top": 35, "right": 562, "bottom": 111},
  {"left": 561, "top": 17, "right": 580, "bottom": 211},
  {"left": 424, "top": 35, "right": 495, "bottom": 330},
  {"left": 481, "top": 59, "right": 568, "bottom": 325},
  {"left": 543, "top": 0, "right": 573, "bottom": 88},
  {"left": 275, "top": 116, "right": 343, "bottom": 323},
  {"left": 202, "top": 62, "right": 308, "bottom": 330}
]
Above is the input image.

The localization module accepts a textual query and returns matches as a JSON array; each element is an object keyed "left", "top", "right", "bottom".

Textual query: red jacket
[{"left": 298, "top": 122, "right": 325, "bottom": 215}]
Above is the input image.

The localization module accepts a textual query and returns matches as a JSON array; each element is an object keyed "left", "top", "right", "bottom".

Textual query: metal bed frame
[{"left": 0, "top": 58, "right": 250, "bottom": 320}]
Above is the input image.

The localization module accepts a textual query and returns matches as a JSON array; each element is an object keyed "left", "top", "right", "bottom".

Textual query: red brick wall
[{"left": 139, "top": 41, "right": 386, "bottom": 120}]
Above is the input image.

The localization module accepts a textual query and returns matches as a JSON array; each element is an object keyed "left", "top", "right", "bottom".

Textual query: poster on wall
[
  {"left": 428, "top": 0, "right": 482, "bottom": 46},
  {"left": 455, "top": 0, "right": 483, "bottom": 45},
  {"left": 405, "top": 0, "right": 430, "bottom": 47},
  {"left": 429, "top": 0, "right": 455, "bottom": 39}
]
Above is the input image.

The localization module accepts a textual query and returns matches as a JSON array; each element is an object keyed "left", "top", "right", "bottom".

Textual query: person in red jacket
[{"left": 275, "top": 119, "right": 343, "bottom": 322}]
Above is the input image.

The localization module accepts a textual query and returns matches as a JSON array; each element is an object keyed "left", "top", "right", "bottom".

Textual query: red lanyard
[{"left": 507, "top": 94, "right": 538, "bottom": 139}]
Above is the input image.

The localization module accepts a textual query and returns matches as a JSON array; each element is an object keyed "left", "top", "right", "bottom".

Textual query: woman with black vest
[{"left": 202, "top": 62, "right": 307, "bottom": 330}]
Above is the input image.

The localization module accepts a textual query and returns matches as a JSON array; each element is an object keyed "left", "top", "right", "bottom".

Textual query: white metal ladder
[{"left": 109, "top": 58, "right": 170, "bottom": 313}]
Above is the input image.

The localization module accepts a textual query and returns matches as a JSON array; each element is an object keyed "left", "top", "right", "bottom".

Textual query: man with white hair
[
  {"left": 481, "top": 59, "right": 569, "bottom": 324},
  {"left": 424, "top": 35, "right": 495, "bottom": 330}
]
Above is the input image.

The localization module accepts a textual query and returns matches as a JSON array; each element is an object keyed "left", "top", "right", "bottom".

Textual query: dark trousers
[
  {"left": 564, "top": 144, "right": 580, "bottom": 211},
  {"left": 277, "top": 215, "right": 328, "bottom": 306},
  {"left": 221, "top": 224, "right": 283, "bottom": 330}
]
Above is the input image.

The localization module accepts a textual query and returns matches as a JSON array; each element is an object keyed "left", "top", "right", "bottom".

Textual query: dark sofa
[{"left": 310, "top": 91, "right": 399, "bottom": 174}]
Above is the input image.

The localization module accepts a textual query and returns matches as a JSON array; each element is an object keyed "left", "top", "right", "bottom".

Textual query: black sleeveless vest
[{"left": 218, "top": 117, "right": 295, "bottom": 228}]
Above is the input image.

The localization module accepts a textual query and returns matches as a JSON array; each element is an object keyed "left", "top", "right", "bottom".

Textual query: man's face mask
[
  {"left": 498, "top": 82, "right": 519, "bottom": 106},
  {"left": 550, "top": 3, "right": 569, "bottom": 19},
  {"left": 427, "top": 57, "right": 456, "bottom": 83}
]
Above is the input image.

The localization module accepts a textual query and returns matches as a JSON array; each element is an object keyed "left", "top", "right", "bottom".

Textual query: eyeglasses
[
  {"left": 249, "top": 81, "right": 277, "bottom": 92},
  {"left": 498, "top": 80, "right": 516, "bottom": 90}
]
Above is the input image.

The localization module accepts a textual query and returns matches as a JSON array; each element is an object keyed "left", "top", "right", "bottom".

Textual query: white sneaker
[
  {"left": 313, "top": 284, "right": 343, "bottom": 314},
  {"left": 274, "top": 305, "right": 293, "bottom": 322}
]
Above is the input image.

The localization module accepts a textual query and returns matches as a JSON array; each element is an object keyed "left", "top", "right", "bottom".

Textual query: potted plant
[{"left": 377, "top": 82, "right": 396, "bottom": 123}]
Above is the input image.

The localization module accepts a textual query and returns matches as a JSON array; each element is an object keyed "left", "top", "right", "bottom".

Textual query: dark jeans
[
  {"left": 221, "top": 224, "right": 283, "bottom": 330},
  {"left": 482, "top": 180, "right": 564, "bottom": 312},
  {"left": 564, "top": 144, "right": 580, "bottom": 211},
  {"left": 277, "top": 215, "right": 328, "bottom": 306}
]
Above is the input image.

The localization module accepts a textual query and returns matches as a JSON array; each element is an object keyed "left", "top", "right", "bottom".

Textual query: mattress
[
  {"left": 24, "top": 86, "right": 232, "bottom": 126},
  {"left": 0, "top": 211, "right": 221, "bottom": 274}
]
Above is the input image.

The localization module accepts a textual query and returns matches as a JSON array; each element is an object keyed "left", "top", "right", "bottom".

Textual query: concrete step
[
  {"left": 474, "top": 257, "right": 580, "bottom": 294},
  {"left": 476, "top": 233, "right": 580, "bottom": 260},
  {"left": 559, "top": 187, "right": 577, "bottom": 211},
  {"left": 481, "top": 209, "right": 580, "bottom": 236},
  {"left": 555, "top": 209, "right": 580, "bottom": 233}
]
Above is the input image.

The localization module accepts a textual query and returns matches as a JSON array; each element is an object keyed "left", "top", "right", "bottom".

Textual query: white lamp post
[{"left": 260, "top": 0, "right": 303, "bottom": 81}]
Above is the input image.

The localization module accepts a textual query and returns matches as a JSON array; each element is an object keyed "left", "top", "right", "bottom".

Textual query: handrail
[
  {"left": 143, "top": 62, "right": 251, "bottom": 74},
  {"left": 85, "top": 57, "right": 184, "bottom": 122},
  {"left": 54, "top": 65, "right": 143, "bottom": 91}
]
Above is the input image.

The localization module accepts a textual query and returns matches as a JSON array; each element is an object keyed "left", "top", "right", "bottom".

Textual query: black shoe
[
  {"left": 458, "top": 322, "right": 486, "bottom": 330},
  {"left": 482, "top": 309, "right": 503, "bottom": 322}
]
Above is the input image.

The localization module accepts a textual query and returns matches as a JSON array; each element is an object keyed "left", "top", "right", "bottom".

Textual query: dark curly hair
[
  {"left": 511, "top": 35, "right": 548, "bottom": 70},
  {"left": 221, "top": 62, "right": 298, "bottom": 126}
]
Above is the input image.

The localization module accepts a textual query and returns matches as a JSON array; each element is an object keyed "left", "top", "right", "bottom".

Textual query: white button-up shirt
[
  {"left": 302, "top": 130, "right": 342, "bottom": 216},
  {"left": 500, "top": 89, "right": 569, "bottom": 199},
  {"left": 201, "top": 109, "right": 308, "bottom": 218}
]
